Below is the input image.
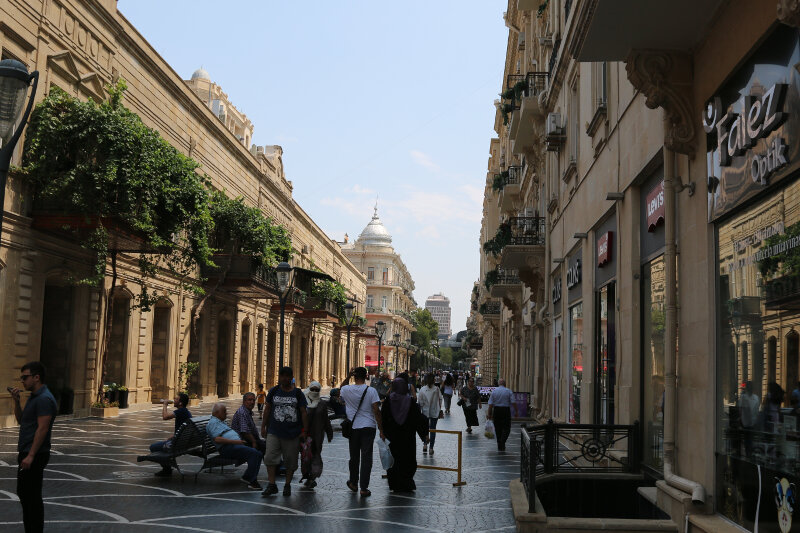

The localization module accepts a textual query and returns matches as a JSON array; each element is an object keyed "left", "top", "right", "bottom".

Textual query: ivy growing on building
[
  {"left": 483, "top": 223, "right": 512, "bottom": 257},
  {"left": 484, "top": 268, "right": 500, "bottom": 291},
  {"left": 311, "top": 278, "right": 349, "bottom": 319}
]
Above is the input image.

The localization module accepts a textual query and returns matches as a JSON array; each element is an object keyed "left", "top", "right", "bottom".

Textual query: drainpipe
[
  {"left": 536, "top": 152, "right": 551, "bottom": 419},
  {"left": 663, "top": 140, "right": 706, "bottom": 505}
]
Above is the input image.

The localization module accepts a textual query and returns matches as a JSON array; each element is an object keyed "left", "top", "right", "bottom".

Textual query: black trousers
[
  {"left": 348, "top": 427, "right": 376, "bottom": 490},
  {"left": 17, "top": 451, "right": 50, "bottom": 533},
  {"left": 494, "top": 407, "right": 512, "bottom": 450}
]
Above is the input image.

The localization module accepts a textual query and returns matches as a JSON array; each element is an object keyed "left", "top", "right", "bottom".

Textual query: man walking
[
  {"left": 206, "top": 403, "right": 263, "bottom": 490},
  {"left": 10, "top": 361, "right": 58, "bottom": 533},
  {"left": 418, "top": 373, "right": 443, "bottom": 455},
  {"left": 487, "top": 378, "right": 514, "bottom": 451},
  {"left": 340, "top": 367, "right": 384, "bottom": 497},
  {"left": 261, "top": 367, "right": 308, "bottom": 497},
  {"left": 232, "top": 392, "right": 265, "bottom": 454}
]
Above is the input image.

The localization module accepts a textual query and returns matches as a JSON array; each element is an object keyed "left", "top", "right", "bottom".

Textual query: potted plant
[
  {"left": 116, "top": 385, "right": 129, "bottom": 409},
  {"left": 103, "top": 384, "right": 118, "bottom": 405},
  {"left": 91, "top": 398, "right": 119, "bottom": 418}
]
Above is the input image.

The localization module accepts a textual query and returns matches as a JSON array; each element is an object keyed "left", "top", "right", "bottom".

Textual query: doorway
[
  {"left": 107, "top": 292, "right": 131, "bottom": 386},
  {"left": 149, "top": 303, "right": 171, "bottom": 402},
  {"left": 216, "top": 318, "right": 231, "bottom": 397},
  {"left": 40, "top": 281, "right": 74, "bottom": 414},
  {"left": 240, "top": 320, "right": 251, "bottom": 393}
]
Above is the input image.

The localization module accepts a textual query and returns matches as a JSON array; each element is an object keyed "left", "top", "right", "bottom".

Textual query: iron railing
[
  {"left": 520, "top": 420, "right": 641, "bottom": 513},
  {"left": 496, "top": 268, "right": 520, "bottom": 285},
  {"left": 508, "top": 216, "right": 546, "bottom": 246},
  {"left": 480, "top": 301, "right": 501, "bottom": 316},
  {"left": 505, "top": 72, "right": 549, "bottom": 110}
]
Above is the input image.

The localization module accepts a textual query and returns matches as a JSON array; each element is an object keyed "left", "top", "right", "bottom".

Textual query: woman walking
[
  {"left": 381, "top": 378, "right": 429, "bottom": 492},
  {"left": 441, "top": 374, "right": 455, "bottom": 415},
  {"left": 300, "top": 381, "right": 333, "bottom": 489},
  {"left": 459, "top": 376, "right": 481, "bottom": 433}
]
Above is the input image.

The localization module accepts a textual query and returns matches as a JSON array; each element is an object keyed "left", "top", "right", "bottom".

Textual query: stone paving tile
[{"left": 0, "top": 397, "right": 521, "bottom": 532}]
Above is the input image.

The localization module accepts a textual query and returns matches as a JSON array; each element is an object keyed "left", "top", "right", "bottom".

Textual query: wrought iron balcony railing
[
  {"left": 497, "top": 269, "right": 520, "bottom": 285},
  {"left": 505, "top": 72, "right": 549, "bottom": 110},
  {"left": 508, "top": 216, "right": 546, "bottom": 246},
  {"left": 521, "top": 421, "right": 641, "bottom": 513}
]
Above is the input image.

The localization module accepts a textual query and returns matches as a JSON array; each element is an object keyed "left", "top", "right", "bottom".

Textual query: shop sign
[
  {"left": 597, "top": 232, "right": 612, "bottom": 267},
  {"left": 646, "top": 180, "right": 665, "bottom": 232},
  {"left": 567, "top": 258, "right": 581, "bottom": 289},
  {"left": 552, "top": 277, "right": 562, "bottom": 304}
]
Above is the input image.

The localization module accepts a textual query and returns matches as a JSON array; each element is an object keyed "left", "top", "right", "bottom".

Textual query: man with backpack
[
  {"left": 260, "top": 367, "right": 308, "bottom": 497},
  {"left": 339, "top": 367, "right": 384, "bottom": 497}
]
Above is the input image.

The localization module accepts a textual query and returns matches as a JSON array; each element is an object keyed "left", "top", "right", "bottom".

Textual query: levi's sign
[
  {"left": 597, "top": 232, "right": 612, "bottom": 267},
  {"left": 703, "top": 83, "right": 789, "bottom": 185},
  {"left": 646, "top": 180, "right": 665, "bottom": 232}
]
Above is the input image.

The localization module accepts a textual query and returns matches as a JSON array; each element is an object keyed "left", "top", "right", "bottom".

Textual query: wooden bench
[{"left": 137, "top": 415, "right": 238, "bottom": 480}]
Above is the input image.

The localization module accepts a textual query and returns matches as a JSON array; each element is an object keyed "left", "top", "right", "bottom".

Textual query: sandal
[
  {"left": 346, "top": 480, "right": 358, "bottom": 492},
  {"left": 360, "top": 489, "right": 371, "bottom": 497}
]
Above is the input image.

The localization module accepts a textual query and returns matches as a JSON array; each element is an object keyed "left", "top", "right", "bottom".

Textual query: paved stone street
[{"left": 0, "top": 398, "right": 519, "bottom": 532}]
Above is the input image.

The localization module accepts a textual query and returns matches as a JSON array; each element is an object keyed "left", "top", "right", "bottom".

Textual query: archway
[
  {"left": 149, "top": 300, "right": 172, "bottom": 402},
  {"left": 266, "top": 327, "right": 277, "bottom": 386},
  {"left": 39, "top": 276, "right": 75, "bottom": 414},
  {"left": 187, "top": 310, "right": 203, "bottom": 397},
  {"left": 239, "top": 319, "right": 251, "bottom": 393}
]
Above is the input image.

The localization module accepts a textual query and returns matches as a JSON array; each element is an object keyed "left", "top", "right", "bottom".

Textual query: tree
[
  {"left": 439, "top": 347, "right": 453, "bottom": 365},
  {"left": 410, "top": 308, "right": 439, "bottom": 348}
]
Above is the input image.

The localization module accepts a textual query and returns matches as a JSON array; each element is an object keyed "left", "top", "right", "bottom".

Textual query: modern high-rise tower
[{"left": 425, "top": 293, "right": 452, "bottom": 339}]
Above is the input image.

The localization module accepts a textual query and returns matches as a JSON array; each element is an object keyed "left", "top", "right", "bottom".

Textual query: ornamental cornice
[
  {"left": 778, "top": 0, "right": 800, "bottom": 27},
  {"left": 625, "top": 50, "right": 695, "bottom": 157}
]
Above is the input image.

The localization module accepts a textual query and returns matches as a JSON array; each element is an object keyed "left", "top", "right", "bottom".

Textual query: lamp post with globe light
[
  {"left": 344, "top": 302, "right": 358, "bottom": 372},
  {"left": 0, "top": 59, "right": 39, "bottom": 242},
  {"left": 375, "top": 320, "right": 386, "bottom": 373},
  {"left": 393, "top": 333, "right": 401, "bottom": 374},
  {"left": 275, "top": 262, "right": 295, "bottom": 370}
]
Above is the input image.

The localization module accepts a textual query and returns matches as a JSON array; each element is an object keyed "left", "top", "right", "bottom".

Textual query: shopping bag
[
  {"left": 377, "top": 438, "right": 394, "bottom": 470},
  {"left": 299, "top": 437, "right": 313, "bottom": 480},
  {"left": 484, "top": 419, "right": 495, "bottom": 439}
]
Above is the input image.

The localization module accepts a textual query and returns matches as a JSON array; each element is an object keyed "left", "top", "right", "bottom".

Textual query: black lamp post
[
  {"left": 376, "top": 320, "right": 386, "bottom": 373},
  {"left": 393, "top": 333, "right": 400, "bottom": 374},
  {"left": 0, "top": 59, "right": 39, "bottom": 242},
  {"left": 344, "top": 302, "right": 357, "bottom": 372},
  {"left": 276, "top": 261, "right": 295, "bottom": 370}
]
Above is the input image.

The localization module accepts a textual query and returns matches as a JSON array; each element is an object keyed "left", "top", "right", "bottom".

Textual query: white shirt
[
  {"left": 418, "top": 385, "right": 443, "bottom": 418},
  {"left": 740, "top": 392, "right": 760, "bottom": 428},
  {"left": 340, "top": 383, "right": 380, "bottom": 429}
]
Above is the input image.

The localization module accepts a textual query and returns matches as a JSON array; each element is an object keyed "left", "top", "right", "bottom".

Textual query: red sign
[
  {"left": 597, "top": 231, "right": 613, "bottom": 267},
  {"left": 646, "top": 180, "right": 665, "bottom": 232}
]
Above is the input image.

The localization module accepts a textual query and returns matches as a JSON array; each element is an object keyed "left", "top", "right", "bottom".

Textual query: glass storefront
[
  {"left": 716, "top": 177, "right": 800, "bottom": 531},
  {"left": 569, "top": 303, "right": 584, "bottom": 423},
  {"left": 596, "top": 283, "right": 615, "bottom": 424},
  {"left": 642, "top": 256, "right": 665, "bottom": 470}
]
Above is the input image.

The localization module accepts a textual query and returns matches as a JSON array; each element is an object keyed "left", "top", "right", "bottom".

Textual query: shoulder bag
[{"left": 341, "top": 387, "right": 369, "bottom": 439}]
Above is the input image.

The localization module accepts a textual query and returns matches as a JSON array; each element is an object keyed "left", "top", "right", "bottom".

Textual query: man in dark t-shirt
[
  {"left": 11, "top": 361, "right": 58, "bottom": 533},
  {"left": 149, "top": 392, "right": 192, "bottom": 476},
  {"left": 260, "top": 367, "right": 308, "bottom": 497}
]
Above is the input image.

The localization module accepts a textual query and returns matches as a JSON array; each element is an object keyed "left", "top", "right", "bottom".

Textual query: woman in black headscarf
[{"left": 381, "top": 378, "right": 429, "bottom": 492}]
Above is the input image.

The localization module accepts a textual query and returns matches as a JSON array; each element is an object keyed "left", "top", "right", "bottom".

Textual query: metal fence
[
  {"left": 520, "top": 420, "right": 641, "bottom": 513},
  {"left": 508, "top": 216, "right": 546, "bottom": 246}
]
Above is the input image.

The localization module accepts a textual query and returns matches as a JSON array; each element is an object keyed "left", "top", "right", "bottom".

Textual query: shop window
[
  {"left": 595, "top": 282, "right": 615, "bottom": 424},
  {"left": 569, "top": 303, "right": 584, "bottom": 424},
  {"left": 642, "top": 256, "right": 665, "bottom": 471}
]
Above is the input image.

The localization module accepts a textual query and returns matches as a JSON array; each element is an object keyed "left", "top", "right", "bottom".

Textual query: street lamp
[
  {"left": 276, "top": 261, "right": 295, "bottom": 370},
  {"left": 393, "top": 333, "right": 400, "bottom": 374},
  {"left": 375, "top": 320, "right": 386, "bottom": 373},
  {"left": 344, "top": 302, "right": 357, "bottom": 372},
  {"left": 0, "top": 59, "right": 39, "bottom": 241}
]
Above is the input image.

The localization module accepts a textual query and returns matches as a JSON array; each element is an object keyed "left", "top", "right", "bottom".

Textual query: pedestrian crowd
[{"left": 9, "top": 360, "right": 517, "bottom": 532}]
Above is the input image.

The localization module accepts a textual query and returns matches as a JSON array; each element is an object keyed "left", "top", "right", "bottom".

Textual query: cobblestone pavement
[{"left": 0, "top": 396, "right": 520, "bottom": 532}]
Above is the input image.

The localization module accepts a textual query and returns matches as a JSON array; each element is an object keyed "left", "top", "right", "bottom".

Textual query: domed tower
[{"left": 356, "top": 205, "right": 393, "bottom": 250}]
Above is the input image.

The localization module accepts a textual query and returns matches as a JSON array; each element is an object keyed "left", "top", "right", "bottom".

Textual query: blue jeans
[
  {"left": 428, "top": 417, "right": 439, "bottom": 448},
  {"left": 149, "top": 440, "right": 170, "bottom": 453},
  {"left": 220, "top": 444, "right": 263, "bottom": 482}
]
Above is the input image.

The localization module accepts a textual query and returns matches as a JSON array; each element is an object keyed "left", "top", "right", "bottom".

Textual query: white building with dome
[{"left": 340, "top": 206, "right": 416, "bottom": 373}]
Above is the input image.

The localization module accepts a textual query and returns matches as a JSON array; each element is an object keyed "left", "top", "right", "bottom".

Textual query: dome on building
[
  {"left": 357, "top": 206, "right": 392, "bottom": 247},
  {"left": 191, "top": 67, "right": 210, "bottom": 81}
]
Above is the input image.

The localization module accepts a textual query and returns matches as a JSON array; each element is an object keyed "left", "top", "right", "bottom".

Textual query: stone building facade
[
  {"left": 0, "top": 0, "right": 367, "bottom": 429},
  {"left": 473, "top": 0, "right": 800, "bottom": 531},
  {"left": 340, "top": 207, "right": 416, "bottom": 374}
]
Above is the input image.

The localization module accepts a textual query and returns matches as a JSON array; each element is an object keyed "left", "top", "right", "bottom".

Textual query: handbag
[
  {"left": 377, "top": 438, "right": 394, "bottom": 470},
  {"left": 341, "top": 387, "right": 369, "bottom": 439}
]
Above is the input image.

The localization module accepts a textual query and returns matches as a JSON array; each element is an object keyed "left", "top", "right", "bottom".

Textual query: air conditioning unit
[{"left": 546, "top": 113, "right": 562, "bottom": 136}]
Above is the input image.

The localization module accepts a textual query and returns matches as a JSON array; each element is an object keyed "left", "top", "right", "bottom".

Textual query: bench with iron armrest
[{"left": 137, "top": 415, "right": 238, "bottom": 479}]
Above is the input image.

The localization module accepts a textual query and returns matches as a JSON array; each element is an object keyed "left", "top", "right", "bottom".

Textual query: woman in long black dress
[
  {"left": 460, "top": 376, "right": 482, "bottom": 433},
  {"left": 381, "top": 378, "right": 429, "bottom": 492}
]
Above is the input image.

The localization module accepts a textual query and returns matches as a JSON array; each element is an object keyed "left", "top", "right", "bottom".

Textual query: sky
[{"left": 118, "top": 1, "right": 509, "bottom": 333}]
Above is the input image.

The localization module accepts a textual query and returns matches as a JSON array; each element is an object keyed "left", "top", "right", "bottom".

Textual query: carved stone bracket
[
  {"left": 626, "top": 51, "right": 695, "bottom": 157},
  {"left": 778, "top": 0, "right": 800, "bottom": 27}
]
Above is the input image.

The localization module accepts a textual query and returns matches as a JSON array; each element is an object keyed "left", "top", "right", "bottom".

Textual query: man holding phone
[{"left": 9, "top": 361, "right": 58, "bottom": 533}]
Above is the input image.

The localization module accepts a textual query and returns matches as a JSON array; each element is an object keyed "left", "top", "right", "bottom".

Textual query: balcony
[
  {"left": 367, "top": 279, "right": 393, "bottom": 287},
  {"left": 490, "top": 269, "right": 521, "bottom": 299},
  {"left": 200, "top": 254, "right": 279, "bottom": 299},
  {"left": 500, "top": 166, "right": 522, "bottom": 212},
  {"left": 366, "top": 306, "right": 390, "bottom": 315},
  {"left": 509, "top": 72, "right": 548, "bottom": 155},
  {"left": 570, "top": 0, "right": 724, "bottom": 62},
  {"left": 479, "top": 300, "right": 502, "bottom": 320},
  {"left": 764, "top": 276, "right": 800, "bottom": 311},
  {"left": 300, "top": 296, "right": 340, "bottom": 323},
  {"left": 500, "top": 216, "right": 546, "bottom": 271}
]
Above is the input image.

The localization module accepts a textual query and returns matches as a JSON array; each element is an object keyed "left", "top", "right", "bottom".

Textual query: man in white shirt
[
  {"left": 487, "top": 378, "right": 514, "bottom": 452},
  {"left": 418, "top": 373, "right": 443, "bottom": 455},
  {"left": 339, "top": 367, "right": 384, "bottom": 497}
]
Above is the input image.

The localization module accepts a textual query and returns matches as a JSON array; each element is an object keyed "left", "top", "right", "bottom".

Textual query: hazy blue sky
[{"left": 119, "top": 1, "right": 508, "bottom": 332}]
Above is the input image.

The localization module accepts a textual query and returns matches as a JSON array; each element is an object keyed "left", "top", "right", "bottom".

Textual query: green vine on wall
[
  {"left": 483, "top": 223, "right": 511, "bottom": 257},
  {"left": 484, "top": 269, "right": 500, "bottom": 291}
]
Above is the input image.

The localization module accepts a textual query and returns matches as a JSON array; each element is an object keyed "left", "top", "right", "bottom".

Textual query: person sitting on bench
[
  {"left": 207, "top": 402, "right": 263, "bottom": 490},
  {"left": 231, "top": 392, "right": 265, "bottom": 454},
  {"left": 149, "top": 392, "right": 192, "bottom": 477}
]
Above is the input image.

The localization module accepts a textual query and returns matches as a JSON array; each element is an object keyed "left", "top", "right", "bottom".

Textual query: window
[
  {"left": 595, "top": 282, "right": 615, "bottom": 424},
  {"left": 366, "top": 295, "right": 374, "bottom": 309},
  {"left": 382, "top": 267, "right": 389, "bottom": 284},
  {"left": 642, "top": 256, "right": 665, "bottom": 471},
  {"left": 569, "top": 303, "right": 584, "bottom": 423},
  {"left": 367, "top": 267, "right": 374, "bottom": 280},
  {"left": 569, "top": 78, "right": 579, "bottom": 166},
  {"left": 587, "top": 62, "right": 608, "bottom": 137},
  {"left": 381, "top": 296, "right": 388, "bottom": 311}
]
